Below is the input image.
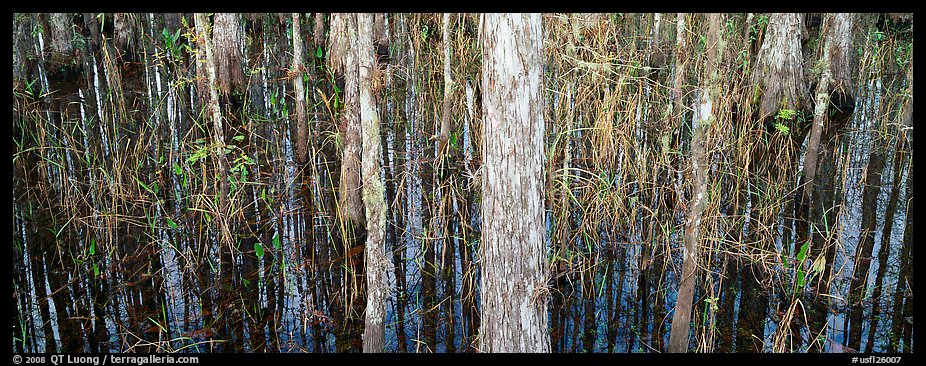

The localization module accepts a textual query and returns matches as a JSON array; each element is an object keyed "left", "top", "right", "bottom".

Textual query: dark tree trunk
[
  {"left": 865, "top": 140, "right": 906, "bottom": 352},
  {"left": 847, "top": 149, "right": 886, "bottom": 351}
]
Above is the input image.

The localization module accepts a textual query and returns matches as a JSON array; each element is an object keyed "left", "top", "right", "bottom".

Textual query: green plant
[
  {"left": 161, "top": 28, "right": 183, "bottom": 59},
  {"left": 772, "top": 122, "right": 790, "bottom": 136}
]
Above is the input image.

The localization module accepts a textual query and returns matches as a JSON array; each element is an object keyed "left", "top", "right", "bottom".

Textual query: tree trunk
[
  {"left": 478, "top": 13, "right": 549, "bottom": 353},
  {"left": 328, "top": 13, "right": 366, "bottom": 352},
  {"left": 292, "top": 13, "right": 309, "bottom": 164},
  {"left": 212, "top": 13, "right": 244, "bottom": 96},
  {"left": 194, "top": 13, "right": 231, "bottom": 247},
  {"left": 46, "top": 13, "right": 73, "bottom": 64},
  {"left": 800, "top": 14, "right": 853, "bottom": 202},
  {"left": 668, "top": 13, "right": 722, "bottom": 354},
  {"left": 752, "top": 13, "right": 809, "bottom": 121},
  {"left": 358, "top": 13, "right": 390, "bottom": 353},
  {"left": 330, "top": 13, "right": 366, "bottom": 241},
  {"left": 438, "top": 12, "right": 454, "bottom": 157}
]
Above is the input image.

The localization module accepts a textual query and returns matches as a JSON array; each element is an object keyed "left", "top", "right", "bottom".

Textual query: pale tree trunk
[
  {"left": 667, "top": 13, "right": 723, "bottom": 354},
  {"left": 292, "top": 13, "right": 308, "bottom": 164},
  {"left": 113, "top": 13, "right": 136, "bottom": 55},
  {"left": 358, "top": 13, "right": 390, "bottom": 353},
  {"left": 752, "top": 13, "right": 809, "bottom": 120},
  {"left": 47, "top": 13, "right": 73, "bottom": 63},
  {"left": 194, "top": 13, "right": 232, "bottom": 247},
  {"left": 439, "top": 13, "right": 453, "bottom": 155},
  {"left": 329, "top": 13, "right": 365, "bottom": 352},
  {"left": 801, "top": 14, "right": 853, "bottom": 202},
  {"left": 313, "top": 13, "right": 325, "bottom": 47},
  {"left": 672, "top": 13, "right": 687, "bottom": 148},
  {"left": 329, "top": 14, "right": 366, "bottom": 233},
  {"left": 478, "top": 13, "right": 549, "bottom": 353}
]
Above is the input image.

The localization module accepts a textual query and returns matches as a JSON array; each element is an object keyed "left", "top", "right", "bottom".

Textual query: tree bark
[
  {"left": 330, "top": 14, "right": 366, "bottom": 236},
  {"left": 801, "top": 13, "right": 853, "bottom": 204},
  {"left": 440, "top": 13, "right": 453, "bottom": 155},
  {"left": 46, "top": 13, "right": 73, "bottom": 64},
  {"left": 292, "top": 13, "right": 309, "bottom": 164},
  {"left": 668, "top": 13, "right": 723, "bottom": 354},
  {"left": 752, "top": 13, "right": 809, "bottom": 120},
  {"left": 194, "top": 13, "right": 231, "bottom": 248},
  {"left": 478, "top": 13, "right": 549, "bottom": 353},
  {"left": 328, "top": 13, "right": 366, "bottom": 352},
  {"left": 212, "top": 13, "right": 244, "bottom": 96},
  {"left": 358, "top": 13, "right": 390, "bottom": 353}
]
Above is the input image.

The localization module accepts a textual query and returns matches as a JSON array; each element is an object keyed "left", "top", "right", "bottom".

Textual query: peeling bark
[{"left": 478, "top": 13, "right": 549, "bottom": 353}]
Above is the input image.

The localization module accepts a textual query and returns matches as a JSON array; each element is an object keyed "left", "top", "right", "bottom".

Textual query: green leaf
[
  {"left": 272, "top": 233, "right": 281, "bottom": 250},
  {"left": 797, "top": 241, "right": 810, "bottom": 263},
  {"left": 316, "top": 45, "right": 323, "bottom": 58},
  {"left": 797, "top": 270, "right": 805, "bottom": 288},
  {"left": 173, "top": 162, "right": 183, "bottom": 176},
  {"left": 254, "top": 243, "right": 265, "bottom": 259},
  {"left": 93, "top": 263, "right": 100, "bottom": 277},
  {"left": 776, "top": 109, "right": 797, "bottom": 120},
  {"left": 773, "top": 122, "right": 790, "bottom": 135},
  {"left": 135, "top": 176, "right": 157, "bottom": 195},
  {"left": 166, "top": 218, "right": 178, "bottom": 229},
  {"left": 89, "top": 239, "right": 96, "bottom": 256},
  {"left": 232, "top": 135, "right": 245, "bottom": 142},
  {"left": 450, "top": 132, "right": 458, "bottom": 148}
]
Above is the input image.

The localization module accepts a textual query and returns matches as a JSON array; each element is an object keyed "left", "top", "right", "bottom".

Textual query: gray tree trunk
[
  {"left": 801, "top": 13, "right": 853, "bottom": 200},
  {"left": 194, "top": 13, "right": 232, "bottom": 247},
  {"left": 439, "top": 13, "right": 453, "bottom": 155},
  {"left": 329, "top": 14, "right": 366, "bottom": 232},
  {"left": 667, "top": 13, "right": 723, "bottom": 353},
  {"left": 47, "top": 13, "right": 73, "bottom": 62},
  {"left": 478, "top": 13, "right": 549, "bottom": 353},
  {"left": 752, "top": 13, "right": 809, "bottom": 120},
  {"left": 358, "top": 13, "right": 390, "bottom": 353}
]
